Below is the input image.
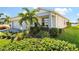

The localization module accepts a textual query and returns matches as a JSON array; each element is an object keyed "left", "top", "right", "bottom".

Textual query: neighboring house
[
  {"left": 71, "top": 22, "right": 79, "bottom": 26},
  {"left": 10, "top": 17, "right": 27, "bottom": 30},
  {"left": 10, "top": 8, "right": 69, "bottom": 30}
]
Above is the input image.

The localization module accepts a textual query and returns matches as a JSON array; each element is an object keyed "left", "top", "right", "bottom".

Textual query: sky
[{"left": 0, "top": 7, "right": 79, "bottom": 22}]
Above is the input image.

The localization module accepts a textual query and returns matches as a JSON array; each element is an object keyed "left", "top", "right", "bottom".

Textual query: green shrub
[
  {"left": 66, "top": 22, "right": 71, "bottom": 27},
  {"left": 0, "top": 38, "right": 78, "bottom": 51},
  {"left": 0, "top": 32, "right": 7, "bottom": 39},
  {"left": 36, "top": 30, "right": 50, "bottom": 38},
  {"left": 30, "top": 27, "right": 64, "bottom": 38},
  {"left": 0, "top": 31, "right": 26, "bottom": 41},
  {"left": 5, "top": 32, "right": 14, "bottom": 39},
  {"left": 30, "top": 27, "right": 40, "bottom": 34},
  {"left": 14, "top": 32, "right": 25, "bottom": 41},
  {"left": 30, "top": 27, "right": 50, "bottom": 38},
  {"left": 0, "top": 32, "right": 12, "bottom": 39},
  {"left": 59, "top": 29, "right": 64, "bottom": 34},
  {"left": 49, "top": 28, "right": 59, "bottom": 38}
]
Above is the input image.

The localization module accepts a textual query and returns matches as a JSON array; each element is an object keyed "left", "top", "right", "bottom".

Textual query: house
[
  {"left": 10, "top": 8, "right": 69, "bottom": 30},
  {"left": 10, "top": 17, "right": 27, "bottom": 30},
  {"left": 71, "top": 22, "right": 79, "bottom": 26},
  {"left": 36, "top": 8, "right": 68, "bottom": 29}
]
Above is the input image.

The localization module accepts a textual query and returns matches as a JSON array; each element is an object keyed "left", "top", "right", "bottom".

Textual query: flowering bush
[{"left": 0, "top": 38, "right": 78, "bottom": 51}]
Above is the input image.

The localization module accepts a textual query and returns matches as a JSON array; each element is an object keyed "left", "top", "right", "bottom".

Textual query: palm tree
[
  {"left": 0, "top": 13, "right": 4, "bottom": 24},
  {"left": 18, "top": 8, "right": 39, "bottom": 33},
  {"left": 0, "top": 14, "right": 10, "bottom": 24},
  {"left": 4, "top": 15, "right": 10, "bottom": 25}
]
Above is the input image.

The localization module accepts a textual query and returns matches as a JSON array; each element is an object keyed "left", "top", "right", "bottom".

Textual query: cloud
[
  {"left": 33, "top": 7, "right": 38, "bottom": 9},
  {"left": 76, "top": 13, "right": 79, "bottom": 17},
  {"left": 54, "top": 8, "right": 72, "bottom": 15},
  {"left": 68, "top": 8, "right": 72, "bottom": 11}
]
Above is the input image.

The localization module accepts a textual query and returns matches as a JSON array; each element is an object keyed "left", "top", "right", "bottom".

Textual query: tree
[
  {"left": 18, "top": 8, "right": 39, "bottom": 33},
  {"left": 0, "top": 14, "right": 11, "bottom": 30},
  {"left": 77, "top": 18, "right": 79, "bottom": 24},
  {"left": 0, "top": 13, "right": 4, "bottom": 24},
  {"left": 0, "top": 13, "right": 10, "bottom": 24},
  {"left": 4, "top": 15, "right": 10, "bottom": 25}
]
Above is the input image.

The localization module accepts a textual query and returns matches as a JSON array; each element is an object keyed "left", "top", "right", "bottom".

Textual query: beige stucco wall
[{"left": 56, "top": 15, "right": 67, "bottom": 28}]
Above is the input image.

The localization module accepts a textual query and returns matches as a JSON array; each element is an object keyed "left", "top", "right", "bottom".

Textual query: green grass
[
  {"left": 0, "top": 39, "right": 10, "bottom": 47},
  {"left": 57, "top": 26, "right": 79, "bottom": 47}
]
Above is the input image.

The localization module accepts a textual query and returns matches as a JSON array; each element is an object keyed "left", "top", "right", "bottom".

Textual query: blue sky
[{"left": 0, "top": 7, "right": 79, "bottom": 22}]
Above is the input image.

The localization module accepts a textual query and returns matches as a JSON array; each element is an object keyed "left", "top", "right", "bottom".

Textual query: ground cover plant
[{"left": 0, "top": 38, "right": 78, "bottom": 51}]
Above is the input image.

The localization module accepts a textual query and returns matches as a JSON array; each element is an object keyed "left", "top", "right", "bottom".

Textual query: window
[{"left": 42, "top": 18, "right": 49, "bottom": 27}]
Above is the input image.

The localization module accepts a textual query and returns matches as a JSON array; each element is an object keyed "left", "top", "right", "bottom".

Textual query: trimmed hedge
[{"left": 0, "top": 38, "right": 78, "bottom": 51}]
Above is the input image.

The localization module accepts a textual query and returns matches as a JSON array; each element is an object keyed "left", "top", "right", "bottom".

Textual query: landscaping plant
[{"left": 0, "top": 38, "right": 78, "bottom": 51}]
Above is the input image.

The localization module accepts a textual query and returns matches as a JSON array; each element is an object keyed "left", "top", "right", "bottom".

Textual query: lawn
[{"left": 57, "top": 26, "right": 79, "bottom": 47}]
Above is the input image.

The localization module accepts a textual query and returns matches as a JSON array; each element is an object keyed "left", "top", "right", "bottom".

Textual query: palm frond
[
  {"left": 5, "top": 15, "right": 10, "bottom": 24},
  {"left": 32, "top": 17, "right": 38, "bottom": 22},
  {"left": 18, "top": 8, "right": 39, "bottom": 30},
  {"left": 31, "top": 9, "right": 38, "bottom": 16},
  {"left": 19, "top": 18, "right": 23, "bottom": 25},
  {"left": 32, "top": 17, "right": 40, "bottom": 26},
  {"left": 22, "top": 8, "right": 30, "bottom": 13},
  {"left": 18, "top": 13, "right": 24, "bottom": 17}
]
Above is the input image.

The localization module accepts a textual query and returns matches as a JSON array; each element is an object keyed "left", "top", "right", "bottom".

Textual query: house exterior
[
  {"left": 10, "top": 8, "right": 69, "bottom": 30},
  {"left": 36, "top": 9, "right": 68, "bottom": 29}
]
